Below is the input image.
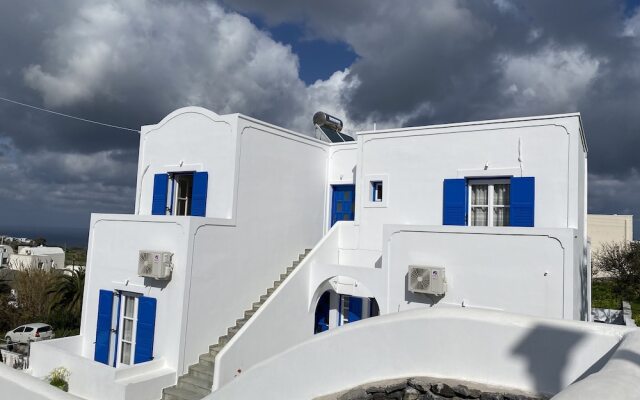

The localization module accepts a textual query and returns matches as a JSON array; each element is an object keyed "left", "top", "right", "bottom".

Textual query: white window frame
[
  {"left": 371, "top": 181, "right": 383, "bottom": 202},
  {"left": 116, "top": 294, "right": 139, "bottom": 367},
  {"left": 364, "top": 174, "right": 389, "bottom": 208},
  {"left": 169, "top": 172, "right": 194, "bottom": 216},
  {"left": 467, "top": 178, "right": 510, "bottom": 227}
]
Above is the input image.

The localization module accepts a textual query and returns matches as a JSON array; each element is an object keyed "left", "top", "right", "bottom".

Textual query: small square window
[{"left": 371, "top": 181, "right": 383, "bottom": 202}]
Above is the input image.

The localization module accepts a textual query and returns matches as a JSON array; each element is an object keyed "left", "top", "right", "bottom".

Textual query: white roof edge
[
  {"left": 357, "top": 112, "right": 587, "bottom": 153},
  {"left": 235, "top": 113, "right": 332, "bottom": 146},
  {"left": 357, "top": 112, "right": 582, "bottom": 135}
]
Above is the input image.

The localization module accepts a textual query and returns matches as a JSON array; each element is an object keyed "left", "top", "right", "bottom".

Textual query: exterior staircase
[{"left": 161, "top": 249, "right": 312, "bottom": 400}]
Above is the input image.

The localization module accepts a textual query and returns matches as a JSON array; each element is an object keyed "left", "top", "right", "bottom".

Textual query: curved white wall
[{"left": 208, "top": 308, "right": 631, "bottom": 400}]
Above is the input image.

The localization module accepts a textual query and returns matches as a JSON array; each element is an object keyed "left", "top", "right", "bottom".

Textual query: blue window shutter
[
  {"left": 443, "top": 179, "right": 467, "bottom": 225},
  {"left": 510, "top": 177, "right": 535, "bottom": 227},
  {"left": 94, "top": 290, "right": 114, "bottom": 365},
  {"left": 152, "top": 174, "right": 168, "bottom": 215},
  {"left": 134, "top": 296, "right": 157, "bottom": 364},
  {"left": 191, "top": 172, "right": 208, "bottom": 217},
  {"left": 348, "top": 297, "right": 363, "bottom": 323}
]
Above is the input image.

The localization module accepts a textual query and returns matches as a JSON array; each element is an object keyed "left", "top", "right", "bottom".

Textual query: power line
[{"left": 0, "top": 96, "right": 140, "bottom": 133}]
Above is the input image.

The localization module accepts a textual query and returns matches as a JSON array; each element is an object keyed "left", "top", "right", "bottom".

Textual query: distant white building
[
  {"left": 0, "top": 107, "right": 632, "bottom": 400},
  {"left": 588, "top": 214, "right": 634, "bottom": 252},
  {"left": 0, "top": 245, "right": 13, "bottom": 267},
  {"left": 7, "top": 246, "right": 65, "bottom": 270}
]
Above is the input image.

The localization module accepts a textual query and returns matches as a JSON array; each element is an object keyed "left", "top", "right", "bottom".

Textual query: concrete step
[
  {"left": 177, "top": 375, "right": 211, "bottom": 396},
  {"left": 286, "top": 267, "right": 294, "bottom": 274},
  {"left": 227, "top": 325, "right": 240, "bottom": 336},
  {"left": 188, "top": 363, "right": 213, "bottom": 381},
  {"left": 163, "top": 386, "right": 202, "bottom": 400},
  {"left": 244, "top": 309, "right": 256, "bottom": 318},
  {"left": 280, "top": 273, "right": 287, "bottom": 280},
  {"left": 292, "top": 260, "right": 300, "bottom": 267},
  {"left": 252, "top": 302, "right": 261, "bottom": 310},
  {"left": 199, "top": 352, "right": 216, "bottom": 368},
  {"left": 259, "top": 294, "right": 268, "bottom": 302},
  {"left": 179, "top": 374, "right": 212, "bottom": 391},
  {"left": 236, "top": 317, "right": 248, "bottom": 326},
  {"left": 266, "top": 287, "right": 275, "bottom": 295},
  {"left": 209, "top": 343, "right": 223, "bottom": 354}
]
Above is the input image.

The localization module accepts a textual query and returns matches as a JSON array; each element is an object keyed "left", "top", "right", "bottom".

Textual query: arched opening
[{"left": 312, "top": 278, "right": 380, "bottom": 334}]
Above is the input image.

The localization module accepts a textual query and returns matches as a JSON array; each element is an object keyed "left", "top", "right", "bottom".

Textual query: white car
[{"left": 5, "top": 323, "right": 54, "bottom": 344}]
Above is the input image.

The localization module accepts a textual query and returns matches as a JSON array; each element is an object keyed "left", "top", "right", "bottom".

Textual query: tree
[
  {"left": 593, "top": 242, "right": 640, "bottom": 300},
  {"left": 47, "top": 268, "right": 85, "bottom": 320},
  {"left": 33, "top": 237, "right": 47, "bottom": 247},
  {"left": 11, "top": 268, "right": 55, "bottom": 324}
]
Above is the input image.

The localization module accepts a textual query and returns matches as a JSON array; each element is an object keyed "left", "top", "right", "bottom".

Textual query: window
[
  {"left": 469, "top": 179, "right": 510, "bottom": 227},
  {"left": 14, "top": 327, "right": 25, "bottom": 333},
  {"left": 37, "top": 326, "right": 51, "bottom": 333},
  {"left": 152, "top": 172, "right": 208, "bottom": 217},
  {"left": 371, "top": 181, "right": 383, "bottom": 202},
  {"left": 171, "top": 173, "right": 193, "bottom": 216},
  {"left": 117, "top": 295, "right": 138, "bottom": 366}
]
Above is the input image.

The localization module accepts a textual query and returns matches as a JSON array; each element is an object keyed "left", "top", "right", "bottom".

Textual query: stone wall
[{"left": 317, "top": 377, "right": 550, "bottom": 400}]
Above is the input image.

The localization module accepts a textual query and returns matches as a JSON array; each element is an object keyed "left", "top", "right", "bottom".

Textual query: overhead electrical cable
[{"left": 0, "top": 95, "right": 140, "bottom": 133}]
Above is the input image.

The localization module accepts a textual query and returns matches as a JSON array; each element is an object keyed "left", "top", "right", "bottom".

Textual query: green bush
[{"left": 47, "top": 367, "right": 70, "bottom": 392}]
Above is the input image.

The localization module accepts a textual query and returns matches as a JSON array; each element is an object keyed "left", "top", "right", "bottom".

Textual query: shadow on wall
[
  {"left": 404, "top": 273, "right": 439, "bottom": 306},
  {"left": 511, "top": 325, "right": 585, "bottom": 395},
  {"left": 612, "top": 349, "right": 640, "bottom": 367},
  {"left": 144, "top": 277, "right": 170, "bottom": 290}
]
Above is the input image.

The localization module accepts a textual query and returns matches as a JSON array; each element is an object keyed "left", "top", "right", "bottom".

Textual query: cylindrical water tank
[{"left": 313, "top": 111, "right": 343, "bottom": 132}]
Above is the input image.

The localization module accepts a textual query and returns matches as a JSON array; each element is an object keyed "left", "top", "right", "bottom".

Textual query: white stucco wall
[
  {"left": 136, "top": 107, "right": 239, "bottom": 219},
  {"left": 208, "top": 308, "right": 632, "bottom": 400},
  {"left": 0, "top": 363, "right": 82, "bottom": 400},
  {"left": 79, "top": 215, "right": 192, "bottom": 372},
  {"left": 383, "top": 225, "right": 586, "bottom": 320},
  {"left": 181, "top": 116, "right": 329, "bottom": 371},
  {"left": 353, "top": 114, "right": 586, "bottom": 251}
]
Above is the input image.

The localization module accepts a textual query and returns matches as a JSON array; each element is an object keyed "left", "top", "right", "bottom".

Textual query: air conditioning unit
[
  {"left": 138, "top": 251, "right": 173, "bottom": 280},
  {"left": 408, "top": 266, "right": 446, "bottom": 296}
]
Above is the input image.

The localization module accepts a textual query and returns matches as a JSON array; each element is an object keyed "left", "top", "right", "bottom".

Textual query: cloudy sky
[{"left": 0, "top": 0, "right": 639, "bottom": 242}]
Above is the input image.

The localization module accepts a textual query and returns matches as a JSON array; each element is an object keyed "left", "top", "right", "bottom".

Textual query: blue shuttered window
[
  {"left": 191, "top": 172, "right": 208, "bottom": 217},
  {"left": 510, "top": 177, "right": 535, "bottom": 227},
  {"left": 134, "top": 296, "right": 157, "bottom": 364},
  {"left": 151, "top": 174, "right": 169, "bottom": 215},
  {"left": 94, "top": 290, "right": 114, "bottom": 365},
  {"left": 443, "top": 179, "right": 467, "bottom": 226}
]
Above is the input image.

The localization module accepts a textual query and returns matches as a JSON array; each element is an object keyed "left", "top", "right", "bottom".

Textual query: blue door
[
  {"left": 347, "top": 296, "right": 363, "bottom": 323},
  {"left": 331, "top": 185, "right": 356, "bottom": 227},
  {"left": 314, "top": 291, "right": 331, "bottom": 333}
]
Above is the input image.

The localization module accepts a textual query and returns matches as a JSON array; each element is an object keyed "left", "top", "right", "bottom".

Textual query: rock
[
  {"left": 453, "top": 385, "right": 481, "bottom": 399},
  {"left": 430, "top": 383, "right": 456, "bottom": 398},
  {"left": 422, "top": 392, "right": 447, "bottom": 400},
  {"left": 407, "top": 378, "right": 432, "bottom": 393},
  {"left": 479, "top": 393, "right": 504, "bottom": 400},
  {"left": 403, "top": 387, "right": 421, "bottom": 400},
  {"left": 338, "top": 387, "right": 371, "bottom": 400}
]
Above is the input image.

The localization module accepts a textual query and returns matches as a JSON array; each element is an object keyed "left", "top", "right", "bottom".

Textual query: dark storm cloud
[
  {"left": 0, "top": 0, "right": 639, "bottom": 237},
  {"left": 224, "top": 0, "right": 640, "bottom": 236}
]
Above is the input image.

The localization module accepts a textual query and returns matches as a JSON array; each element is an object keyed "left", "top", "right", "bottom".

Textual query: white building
[
  {"left": 2, "top": 107, "right": 635, "bottom": 400},
  {"left": 7, "top": 246, "right": 65, "bottom": 271},
  {"left": 587, "top": 213, "right": 634, "bottom": 252},
  {"left": 0, "top": 244, "right": 13, "bottom": 267}
]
